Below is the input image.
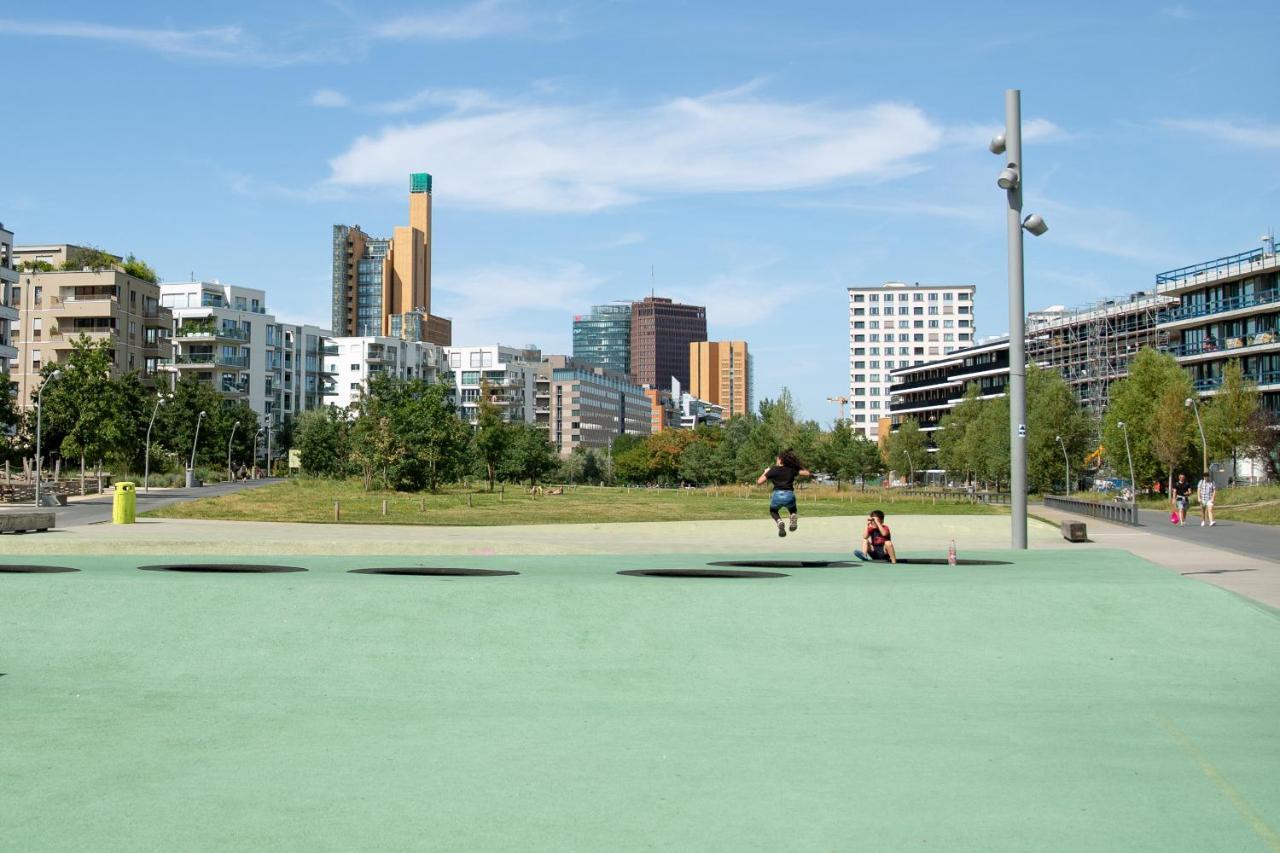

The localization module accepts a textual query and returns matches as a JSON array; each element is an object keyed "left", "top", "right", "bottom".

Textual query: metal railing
[
  {"left": 1164, "top": 331, "right": 1280, "bottom": 358},
  {"left": 902, "top": 489, "right": 1011, "bottom": 505},
  {"left": 174, "top": 353, "right": 249, "bottom": 368},
  {"left": 1156, "top": 247, "right": 1272, "bottom": 286},
  {"left": 1044, "top": 495, "right": 1137, "bottom": 525},
  {"left": 1193, "top": 369, "right": 1280, "bottom": 391},
  {"left": 1160, "top": 288, "right": 1280, "bottom": 323}
]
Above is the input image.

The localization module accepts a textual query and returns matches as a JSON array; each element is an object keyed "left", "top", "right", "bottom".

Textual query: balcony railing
[
  {"left": 174, "top": 353, "right": 249, "bottom": 368},
  {"left": 1165, "top": 330, "right": 1280, "bottom": 358},
  {"left": 1156, "top": 247, "right": 1273, "bottom": 287},
  {"left": 1193, "top": 369, "right": 1280, "bottom": 391},
  {"left": 177, "top": 325, "right": 249, "bottom": 341},
  {"left": 1160, "top": 288, "right": 1280, "bottom": 323}
]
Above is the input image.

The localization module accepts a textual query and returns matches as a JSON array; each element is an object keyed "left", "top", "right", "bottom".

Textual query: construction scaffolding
[{"left": 1026, "top": 292, "right": 1177, "bottom": 420}]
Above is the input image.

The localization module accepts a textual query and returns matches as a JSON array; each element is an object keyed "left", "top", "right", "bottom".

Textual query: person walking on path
[
  {"left": 1197, "top": 471, "right": 1217, "bottom": 527},
  {"left": 757, "top": 450, "right": 811, "bottom": 537},
  {"left": 1172, "top": 474, "right": 1193, "bottom": 525}
]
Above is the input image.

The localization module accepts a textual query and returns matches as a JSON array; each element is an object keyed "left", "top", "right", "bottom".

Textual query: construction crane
[{"left": 826, "top": 395, "right": 851, "bottom": 422}]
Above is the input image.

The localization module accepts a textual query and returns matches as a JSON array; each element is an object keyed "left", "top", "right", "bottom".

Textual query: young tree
[
  {"left": 35, "top": 336, "right": 117, "bottom": 484},
  {"left": 1025, "top": 364, "right": 1092, "bottom": 493},
  {"left": 936, "top": 383, "right": 983, "bottom": 484},
  {"left": 1203, "top": 360, "right": 1264, "bottom": 479},
  {"left": 1150, "top": 384, "right": 1194, "bottom": 491},
  {"left": 392, "top": 379, "right": 470, "bottom": 491},
  {"left": 295, "top": 407, "right": 350, "bottom": 477},
  {"left": 121, "top": 254, "right": 159, "bottom": 283},
  {"left": 473, "top": 381, "right": 510, "bottom": 492},
  {"left": 973, "top": 396, "right": 1011, "bottom": 489},
  {"left": 647, "top": 429, "right": 698, "bottom": 485},
  {"left": 882, "top": 418, "right": 928, "bottom": 485},
  {"left": 1102, "top": 347, "right": 1194, "bottom": 487},
  {"left": 502, "top": 423, "right": 558, "bottom": 486}
]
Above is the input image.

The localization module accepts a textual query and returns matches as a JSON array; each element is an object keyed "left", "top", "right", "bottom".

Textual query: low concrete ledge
[{"left": 0, "top": 511, "right": 57, "bottom": 533}]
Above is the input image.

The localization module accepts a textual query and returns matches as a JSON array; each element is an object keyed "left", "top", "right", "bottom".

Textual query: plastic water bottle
[{"left": 947, "top": 540, "right": 958, "bottom": 566}]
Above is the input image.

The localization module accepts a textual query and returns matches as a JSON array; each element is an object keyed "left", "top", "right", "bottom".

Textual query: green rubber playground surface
[{"left": 4, "top": 550, "right": 1279, "bottom": 851}]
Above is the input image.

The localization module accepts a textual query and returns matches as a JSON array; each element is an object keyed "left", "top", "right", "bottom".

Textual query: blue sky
[{"left": 4, "top": 1, "right": 1278, "bottom": 420}]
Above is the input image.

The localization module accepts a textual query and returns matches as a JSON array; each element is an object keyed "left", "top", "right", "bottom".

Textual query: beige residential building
[
  {"left": 10, "top": 257, "right": 173, "bottom": 408},
  {"left": 689, "top": 340, "right": 752, "bottom": 419}
]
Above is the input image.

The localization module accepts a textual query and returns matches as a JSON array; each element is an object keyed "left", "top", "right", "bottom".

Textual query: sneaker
[
  {"left": 789, "top": 516, "right": 798, "bottom": 532},
  {"left": 1210, "top": 521, "right": 1216, "bottom": 527},
  {"left": 1201, "top": 521, "right": 1206, "bottom": 527},
  {"left": 777, "top": 521, "right": 786, "bottom": 538}
]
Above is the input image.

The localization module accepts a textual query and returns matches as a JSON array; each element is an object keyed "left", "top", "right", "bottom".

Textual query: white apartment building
[
  {"left": 847, "top": 282, "right": 975, "bottom": 438},
  {"left": 327, "top": 336, "right": 446, "bottom": 409},
  {"left": 0, "top": 224, "right": 18, "bottom": 375},
  {"left": 443, "top": 344, "right": 541, "bottom": 425},
  {"left": 280, "top": 323, "right": 339, "bottom": 417}
]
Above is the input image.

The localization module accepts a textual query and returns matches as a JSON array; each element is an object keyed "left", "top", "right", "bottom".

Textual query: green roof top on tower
[{"left": 410, "top": 173, "right": 432, "bottom": 194}]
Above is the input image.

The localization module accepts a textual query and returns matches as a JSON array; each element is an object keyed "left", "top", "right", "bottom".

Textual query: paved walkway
[
  {"left": 1033, "top": 503, "right": 1280, "bottom": 609},
  {"left": 0, "top": 478, "right": 279, "bottom": 528}
]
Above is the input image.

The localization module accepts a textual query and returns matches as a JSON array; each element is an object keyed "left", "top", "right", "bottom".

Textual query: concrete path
[
  {"left": 0, "top": 478, "right": 279, "bottom": 528},
  {"left": 1133, "top": 505, "right": 1279, "bottom": 565},
  {"left": 1034, "top": 503, "right": 1280, "bottom": 609}
]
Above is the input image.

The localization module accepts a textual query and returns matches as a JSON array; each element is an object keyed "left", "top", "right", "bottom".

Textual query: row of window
[
  {"left": 853, "top": 319, "right": 970, "bottom": 329},
  {"left": 852, "top": 291, "right": 970, "bottom": 303},
  {"left": 852, "top": 333, "right": 969, "bottom": 343},
  {"left": 852, "top": 305, "right": 971, "bottom": 316}
]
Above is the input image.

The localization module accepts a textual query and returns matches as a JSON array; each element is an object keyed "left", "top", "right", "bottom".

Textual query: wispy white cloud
[
  {"left": 1161, "top": 4, "right": 1194, "bottom": 19},
  {"left": 1160, "top": 118, "right": 1280, "bottom": 150},
  {"left": 433, "top": 263, "right": 606, "bottom": 349},
  {"left": 369, "top": 0, "right": 567, "bottom": 41},
  {"left": 673, "top": 274, "right": 811, "bottom": 329},
  {"left": 593, "top": 232, "right": 648, "bottom": 250},
  {"left": 325, "top": 88, "right": 945, "bottom": 212},
  {"left": 1037, "top": 197, "right": 1177, "bottom": 266},
  {"left": 310, "top": 88, "right": 350, "bottom": 108},
  {"left": 944, "top": 117, "right": 1069, "bottom": 149},
  {"left": 372, "top": 87, "right": 501, "bottom": 115}
]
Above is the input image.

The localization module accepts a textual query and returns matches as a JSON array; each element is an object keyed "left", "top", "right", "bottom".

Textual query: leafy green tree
[
  {"left": 581, "top": 449, "right": 603, "bottom": 483},
  {"left": 1203, "top": 360, "right": 1265, "bottom": 478},
  {"left": 295, "top": 407, "right": 350, "bottom": 477},
  {"left": 35, "top": 336, "right": 118, "bottom": 482},
  {"left": 393, "top": 379, "right": 471, "bottom": 491},
  {"left": 1102, "top": 347, "right": 1194, "bottom": 487},
  {"left": 1025, "top": 364, "right": 1092, "bottom": 493},
  {"left": 610, "top": 434, "right": 651, "bottom": 483},
  {"left": 882, "top": 418, "right": 928, "bottom": 485},
  {"left": 121, "top": 254, "right": 159, "bottom": 283},
  {"left": 473, "top": 382, "right": 510, "bottom": 491},
  {"left": 677, "top": 438, "right": 718, "bottom": 485},
  {"left": 936, "top": 384, "right": 983, "bottom": 484},
  {"left": 1151, "top": 384, "right": 1195, "bottom": 489},
  {"left": 973, "top": 396, "right": 1011, "bottom": 488},
  {"left": 61, "top": 245, "right": 117, "bottom": 272},
  {"left": 502, "top": 423, "right": 558, "bottom": 486}
]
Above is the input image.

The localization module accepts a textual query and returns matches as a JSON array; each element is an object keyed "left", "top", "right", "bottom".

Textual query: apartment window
[
  {"left": 853, "top": 321, "right": 865, "bottom": 329},
  {"left": 853, "top": 334, "right": 865, "bottom": 342},
  {"left": 959, "top": 306, "right": 970, "bottom": 314},
  {"left": 854, "top": 361, "right": 866, "bottom": 369},
  {"left": 928, "top": 293, "right": 938, "bottom": 301},
  {"left": 960, "top": 333, "right": 971, "bottom": 341},
  {"left": 928, "top": 347, "right": 939, "bottom": 355},
  {"left": 959, "top": 319, "right": 971, "bottom": 327},
  {"left": 350, "top": 363, "right": 359, "bottom": 371},
  {"left": 913, "top": 321, "right": 923, "bottom": 329},
  {"left": 943, "top": 293, "right": 953, "bottom": 301},
  {"left": 853, "top": 294, "right": 865, "bottom": 302},
  {"left": 31, "top": 349, "right": 41, "bottom": 371},
  {"left": 869, "top": 334, "right": 880, "bottom": 342},
  {"left": 869, "top": 307, "right": 879, "bottom": 316},
  {"left": 11, "top": 286, "right": 19, "bottom": 307},
  {"left": 870, "top": 361, "right": 880, "bottom": 368},
  {"left": 869, "top": 321, "right": 879, "bottom": 329},
  {"left": 913, "top": 294, "right": 923, "bottom": 302},
  {"left": 854, "top": 348, "right": 865, "bottom": 355},
  {"left": 928, "top": 306, "right": 939, "bottom": 315},
  {"left": 928, "top": 320, "right": 939, "bottom": 328},
  {"left": 855, "top": 414, "right": 866, "bottom": 422},
  {"left": 31, "top": 318, "right": 41, "bottom": 340},
  {"left": 913, "top": 334, "right": 924, "bottom": 342},
  {"left": 853, "top": 307, "right": 865, "bottom": 316},
  {"left": 944, "top": 334, "right": 954, "bottom": 342},
  {"left": 870, "top": 401, "right": 880, "bottom": 409},
  {"left": 899, "top": 307, "right": 909, "bottom": 315},
  {"left": 869, "top": 347, "right": 880, "bottom": 355},
  {"left": 914, "top": 307, "right": 923, "bottom": 315},
  {"left": 959, "top": 292, "right": 970, "bottom": 300},
  {"left": 854, "top": 374, "right": 866, "bottom": 383},
  {"left": 944, "top": 320, "right": 954, "bottom": 328},
  {"left": 854, "top": 401, "right": 866, "bottom": 409},
  {"left": 449, "top": 352, "right": 461, "bottom": 368}
]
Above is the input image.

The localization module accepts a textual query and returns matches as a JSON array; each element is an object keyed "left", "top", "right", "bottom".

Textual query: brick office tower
[
  {"left": 331, "top": 173, "right": 451, "bottom": 345},
  {"left": 629, "top": 296, "right": 706, "bottom": 390}
]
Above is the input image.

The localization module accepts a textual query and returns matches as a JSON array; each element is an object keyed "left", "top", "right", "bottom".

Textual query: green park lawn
[{"left": 143, "top": 479, "right": 1003, "bottom": 526}]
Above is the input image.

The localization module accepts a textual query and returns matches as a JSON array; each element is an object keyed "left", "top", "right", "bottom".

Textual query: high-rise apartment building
[
  {"left": 332, "top": 173, "right": 451, "bottom": 345},
  {"left": 572, "top": 303, "right": 631, "bottom": 377},
  {"left": 442, "top": 344, "right": 541, "bottom": 425},
  {"left": 689, "top": 340, "right": 752, "bottom": 419},
  {"left": 847, "top": 282, "right": 975, "bottom": 438},
  {"left": 10, "top": 247, "right": 173, "bottom": 408},
  {"left": 629, "top": 296, "right": 706, "bottom": 390},
  {"left": 0, "top": 224, "right": 18, "bottom": 378},
  {"left": 326, "top": 336, "right": 445, "bottom": 410}
]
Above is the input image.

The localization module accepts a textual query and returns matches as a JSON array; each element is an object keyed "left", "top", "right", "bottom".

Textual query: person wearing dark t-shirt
[
  {"left": 854, "top": 509, "right": 898, "bottom": 563},
  {"left": 756, "top": 449, "right": 811, "bottom": 537},
  {"left": 1172, "top": 473, "right": 1192, "bottom": 525}
]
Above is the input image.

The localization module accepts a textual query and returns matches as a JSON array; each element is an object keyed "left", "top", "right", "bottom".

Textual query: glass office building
[{"left": 572, "top": 303, "right": 632, "bottom": 377}]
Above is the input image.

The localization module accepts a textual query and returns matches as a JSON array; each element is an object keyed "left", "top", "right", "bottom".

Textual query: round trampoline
[
  {"left": 0, "top": 564, "right": 80, "bottom": 574},
  {"left": 707, "top": 560, "right": 854, "bottom": 569},
  {"left": 349, "top": 567, "right": 519, "bottom": 577},
  {"left": 138, "top": 564, "right": 307, "bottom": 574},
  {"left": 618, "top": 568, "right": 788, "bottom": 579}
]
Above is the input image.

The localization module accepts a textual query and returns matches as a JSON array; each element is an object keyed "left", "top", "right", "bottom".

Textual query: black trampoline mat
[
  {"left": 618, "top": 568, "right": 789, "bottom": 579},
  {"left": 0, "top": 564, "right": 80, "bottom": 574},
  {"left": 350, "top": 567, "right": 519, "bottom": 577},
  {"left": 138, "top": 564, "right": 307, "bottom": 573},
  {"left": 707, "top": 560, "right": 854, "bottom": 569}
]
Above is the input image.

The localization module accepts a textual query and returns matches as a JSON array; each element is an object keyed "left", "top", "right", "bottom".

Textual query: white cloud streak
[
  {"left": 310, "top": 88, "right": 350, "bottom": 108},
  {"left": 325, "top": 89, "right": 946, "bottom": 212},
  {"left": 1160, "top": 118, "right": 1280, "bottom": 150},
  {"left": 369, "top": 0, "right": 564, "bottom": 41}
]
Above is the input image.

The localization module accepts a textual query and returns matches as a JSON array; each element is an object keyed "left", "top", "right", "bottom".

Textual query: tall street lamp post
[
  {"left": 1117, "top": 421, "right": 1137, "bottom": 502},
  {"left": 33, "top": 369, "right": 63, "bottom": 508},
  {"left": 1185, "top": 397, "right": 1208, "bottom": 472},
  {"left": 188, "top": 410, "right": 207, "bottom": 487},
  {"left": 1056, "top": 434, "right": 1070, "bottom": 495},
  {"left": 990, "top": 88, "right": 1049, "bottom": 549},
  {"left": 227, "top": 420, "right": 241, "bottom": 482},
  {"left": 144, "top": 393, "right": 169, "bottom": 494},
  {"left": 252, "top": 428, "right": 263, "bottom": 479},
  {"left": 904, "top": 450, "right": 914, "bottom": 488}
]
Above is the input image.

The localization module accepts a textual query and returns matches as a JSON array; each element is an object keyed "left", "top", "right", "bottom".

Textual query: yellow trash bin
[{"left": 113, "top": 481, "right": 137, "bottom": 524}]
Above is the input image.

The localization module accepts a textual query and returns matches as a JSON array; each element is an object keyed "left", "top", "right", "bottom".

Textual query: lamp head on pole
[
  {"left": 1022, "top": 213, "right": 1048, "bottom": 236},
  {"left": 988, "top": 133, "right": 1007, "bottom": 155},
  {"left": 997, "top": 164, "right": 1020, "bottom": 190}
]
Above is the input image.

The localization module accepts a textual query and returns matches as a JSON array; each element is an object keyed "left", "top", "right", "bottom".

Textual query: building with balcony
[
  {"left": 0, "top": 224, "right": 18, "bottom": 377},
  {"left": 848, "top": 282, "right": 976, "bottom": 438},
  {"left": 572, "top": 303, "right": 632, "bottom": 377},
  {"left": 442, "top": 344, "right": 540, "bottom": 425},
  {"left": 280, "top": 324, "right": 339, "bottom": 417},
  {"left": 10, "top": 257, "right": 173, "bottom": 408},
  {"left": 331, "top": 173, "right": 451, "bottom": 345},
  {"left": 327, "top": 336, "right": 446, "bottom": 409},
  {"left": 689, "top": 339, "right": 752, "bottom": 419},
  {"left": 1155, "top": 238, "right": 1280, "bottom": 417}
]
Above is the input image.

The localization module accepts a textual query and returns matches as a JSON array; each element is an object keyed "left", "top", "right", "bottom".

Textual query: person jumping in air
[
  {"left": 854, "top": 510, "right": 898, "bottom": 563},
  {"left": 757, "top": 450, "right": 811, "bottom": 537}
]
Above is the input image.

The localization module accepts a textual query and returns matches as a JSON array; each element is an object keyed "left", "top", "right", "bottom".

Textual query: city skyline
[{"left": 4, "top": 1, "right": 1278, "bottom": 420}]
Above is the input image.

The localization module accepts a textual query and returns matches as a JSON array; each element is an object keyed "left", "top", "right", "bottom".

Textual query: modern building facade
[
  {"left": 443, "top": 344, "right": 540, "bottom": 425},
  {"left": 689, "top": 340, "right": 752, "bottom": 419},
  {"left": 331, "top": 173, "right": 451, "bottom": 345},
  {"left": 279, "top": 323, "right": 338, "bottom": 418},
  {"left": 572, "top": 303, "right": 632, "bottom": 377},
  {"left": 0, "top": 224, "right": 19, "bottom": 377},
  {"left": 10, "top": 256, "right": 173, "bottom": 408},
  {"left": 548, "top": 362, "right": 651, "bottom": 456},
  {"left": 848, "top": 282, "right": 975, "bottom": 438},
  {"left": 1156, "top": 238, "right": 1280, "bottom": 418},
  {"left": 327, "top": 336, "right": 446, "bottom": 409},
  {"left": 629, "top": 296, "right": 706, "bottom": 391}
]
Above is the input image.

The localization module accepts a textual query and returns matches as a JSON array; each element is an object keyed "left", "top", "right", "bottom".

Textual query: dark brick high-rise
[{"left": 629, "top": 296, "right": 707, "bottom": 391}]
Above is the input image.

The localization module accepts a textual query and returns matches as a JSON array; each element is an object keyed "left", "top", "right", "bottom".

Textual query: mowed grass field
[{"left": 144, "top": 479, "right": 1003, "bottom": 526}]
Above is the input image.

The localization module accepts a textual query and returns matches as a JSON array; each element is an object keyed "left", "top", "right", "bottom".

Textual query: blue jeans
[{"left": 770, "top": 490, "right": 797, "bottom": 513}]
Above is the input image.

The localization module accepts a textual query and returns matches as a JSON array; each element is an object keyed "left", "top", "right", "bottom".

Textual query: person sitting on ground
[
  {"left": 1197, "top": 471, "right": 1217, "bottom": 527},
  {"left": 1172, "top": 473, "right": 1192, "bottom": 525},
  {"left": 756, "top": 449, "right": 811, "bottom": 537},
  {"left": 854, "top": 510, "right": 898, "bottom": 563}
]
